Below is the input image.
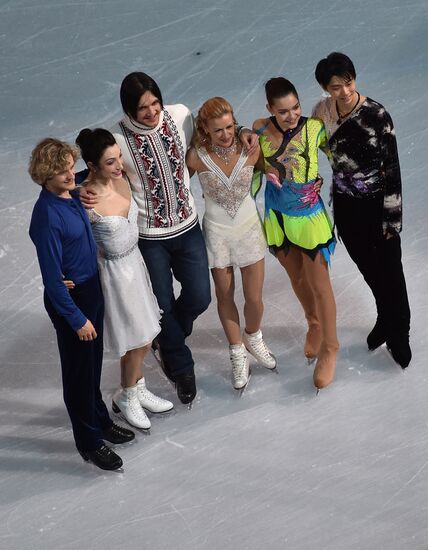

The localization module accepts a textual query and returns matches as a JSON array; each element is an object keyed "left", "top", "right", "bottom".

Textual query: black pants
[
  {"left": 44, "top": 275, "right": 112, "bottom": 452},
  {"left": 333, "top": 192, "right": 410, "bottom": 337}
]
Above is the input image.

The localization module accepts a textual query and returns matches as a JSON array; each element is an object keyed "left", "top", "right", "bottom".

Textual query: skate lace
[
  {"left": 249, "top": 336, "right": 271, "bottom": 358},
  {"left": 139, "top": 387, "right": 165, "bottom": 404},
  {"left": 110, "top": 423, "right": 128, "bottom": 437},
  {"left": 230, "top": 351, "right": 247, "bottom": 379},
  {"left": 127, "top": 394, "right": 146, "bottom": 419},
  {"left": 96, "top": 445, "right": 114, "bottom": 457}
]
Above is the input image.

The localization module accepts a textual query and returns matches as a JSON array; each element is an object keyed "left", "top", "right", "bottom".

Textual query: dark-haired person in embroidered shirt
[{"left": 79, "top": 72, "right": 258, "bottom": 406}]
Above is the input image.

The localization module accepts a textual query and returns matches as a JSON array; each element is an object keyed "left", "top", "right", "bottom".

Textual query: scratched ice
[{"left": 1, "top": 1, "right": 427, "bottom": 549}]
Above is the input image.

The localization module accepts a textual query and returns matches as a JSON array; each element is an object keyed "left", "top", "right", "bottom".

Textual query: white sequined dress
[
  {"left": 196, "top": 147, "right": 266, "bottom": 269},
  {"left": 87, "top": 198, "right": 161, "bottom": 357}
]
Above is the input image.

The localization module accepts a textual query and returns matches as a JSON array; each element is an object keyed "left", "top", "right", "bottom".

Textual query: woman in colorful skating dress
[
  {"left": 75, "top": 128, "right": 173, "bottom": 430},
  {"left": 252, "top": 77, "right": 338, "bottom": 389},
  {"left": 186, "top": 97, "right": 276, "bottom": 391}
]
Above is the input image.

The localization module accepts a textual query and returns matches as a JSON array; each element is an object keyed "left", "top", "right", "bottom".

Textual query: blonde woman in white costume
[{"left": 186, "top": 97, "right": 276, "bottom": 391}]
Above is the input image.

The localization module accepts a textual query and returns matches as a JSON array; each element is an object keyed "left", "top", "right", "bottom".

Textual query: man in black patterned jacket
[{"left": 313, "top": 52, "right": 411, "bottom": 369}]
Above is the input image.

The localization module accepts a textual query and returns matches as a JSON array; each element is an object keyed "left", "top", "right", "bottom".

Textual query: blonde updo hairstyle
[
  {"left": 194, "top": 97, "right": 238, "bottom": 149},
  {"left": 29, "top": 138, "right": 79, "bottom": 186}
]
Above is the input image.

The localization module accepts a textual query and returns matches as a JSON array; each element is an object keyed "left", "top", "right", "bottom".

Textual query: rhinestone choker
[{"left": 211, "top": 139, "right": 238, "bottom": 164}]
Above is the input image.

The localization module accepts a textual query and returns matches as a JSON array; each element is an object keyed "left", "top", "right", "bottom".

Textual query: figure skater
[
  {"left": 79, "top": 73, "right": 258, "bottom": 406},
  {"left": 75, "top": 128, "right": 173, "bottom": 430},
  {"left": 253, "top": 78, "right": 338, "bottom": 390},
  {"left": 29, "top": 138, "right": 134, "bottom": 471},
  {"left": 186, "top": 97, "right": 276, "bottom": 391},
  {"left": 313, "top": 52, "right": 411, "bottom": 369}
]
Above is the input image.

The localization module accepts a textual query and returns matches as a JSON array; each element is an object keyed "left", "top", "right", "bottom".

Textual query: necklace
[
  {"left": 336, "top": 92, "right": 360, "bottom": 124},
  {"left": 211, "top": 139, "right": 238, "bottom": 164}
]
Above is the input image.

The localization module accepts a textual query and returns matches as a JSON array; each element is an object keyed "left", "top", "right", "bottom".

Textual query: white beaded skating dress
[
  {"left": 195, "top": 147, "right": 275, "bottom": 380},
  {"left": 196, "top": 147, "right": 266, "bottom": 269},
  {"left": 88, "top": 196, "right": 161, "bottom": 357}
]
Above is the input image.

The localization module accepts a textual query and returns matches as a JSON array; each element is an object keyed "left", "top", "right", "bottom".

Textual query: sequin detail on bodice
[{"left": 197, "top": 147, "right": 253, "bottom": 219}]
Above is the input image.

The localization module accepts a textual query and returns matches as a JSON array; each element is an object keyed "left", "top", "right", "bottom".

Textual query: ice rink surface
[{"left": 1, "top": 1, "right": 428, "bottom": 548}]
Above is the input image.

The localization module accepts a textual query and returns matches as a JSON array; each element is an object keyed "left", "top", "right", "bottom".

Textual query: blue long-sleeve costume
[{"left": 29, "top": 187, "right": 111, "bottom": 452}]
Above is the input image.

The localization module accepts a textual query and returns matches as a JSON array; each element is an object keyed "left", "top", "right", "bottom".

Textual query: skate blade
[
  {"left": 111, "top": 406, "right": 151, "bottom": 434},
  {"left": 110, "top": 466, "right": 125, "bottom": 474},
  {"left": 94, "top": 466, "right": 125, "bottom": 474},
  {"left": 385, "top": 346, "right": 410, "bottom": 372},
  {"left": 315, "top": 388, "right": 321, "bottom": 396},
  {"left": 234, "top": 372, "right": 252, "bottom": 397},
  {"left": 247, "top": 348, "right": 278, "bottom": 372},
  {"left": 143, "top": 406, "right": 175, "bottom": 416},
  {"left": 264, "top": 357, "right": 278, "bottom": 373},
  {"left": 306, "top": 356, "right": 316, "bottom": 366}
]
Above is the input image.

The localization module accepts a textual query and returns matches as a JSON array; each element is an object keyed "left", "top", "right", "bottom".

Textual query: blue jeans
[{"left": 138, "top": 224, "right": 211, "bottom": 376}]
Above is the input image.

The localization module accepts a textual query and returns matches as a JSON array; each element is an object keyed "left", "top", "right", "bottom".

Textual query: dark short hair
[
  {"left": 265, "top": 77, "right": 299, "bottom": 106},
  {"left": 120, "top": 72, "right": 163, "bottom": 119},
  {"left": 75, "top": 128, "right": 116, "bottom": 167},
  {"left": 315, "top": 52, "right": 356, "bottom": 88}
]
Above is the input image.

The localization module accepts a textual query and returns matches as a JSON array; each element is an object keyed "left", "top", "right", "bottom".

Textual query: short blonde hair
[
  {"left": 194, "top": 97, "right": 237, "bottom": 148},
  {"left": 28, "top": 138, "right": 79, "bottom": 186}
]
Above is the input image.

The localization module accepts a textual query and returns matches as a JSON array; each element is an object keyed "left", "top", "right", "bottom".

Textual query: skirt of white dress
[
  {"left": 97, "top": 247, "right": 161, "bottom": 357},
  {"left": 203, "top": 213, "right": 266, "bottom": 269}
]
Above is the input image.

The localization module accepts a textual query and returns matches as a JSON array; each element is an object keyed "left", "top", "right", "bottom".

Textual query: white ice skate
[
  {"left": 112, "top": 385, "right": 151, "bottom": 431},
  {"left": 136, "top": 377, "right": 174, "bottom": 413},
  {"left": 242, "top": 329, "right": 277, "bottom": 371},
  {"left": 229, "top": 344, "right": 250, "bottom": 393}
]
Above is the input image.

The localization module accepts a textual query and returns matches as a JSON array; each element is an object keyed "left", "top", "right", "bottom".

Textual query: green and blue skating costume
[{"left": 256, "top": 116, "right": 336, "bottom": 264}]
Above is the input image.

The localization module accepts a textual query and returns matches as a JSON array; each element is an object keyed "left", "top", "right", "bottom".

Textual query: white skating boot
[
  {"left": 242, "top": 329, "right": 277, "bottom": 370},
  {"left": 136, "top": 377, "right": 174, "bottom": 413},
  {"left": 229, "top": 344, "right": 250, "bottom": 390},
  {"left": 112, "top": 385, "right": 151, "bottom": 430}
]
